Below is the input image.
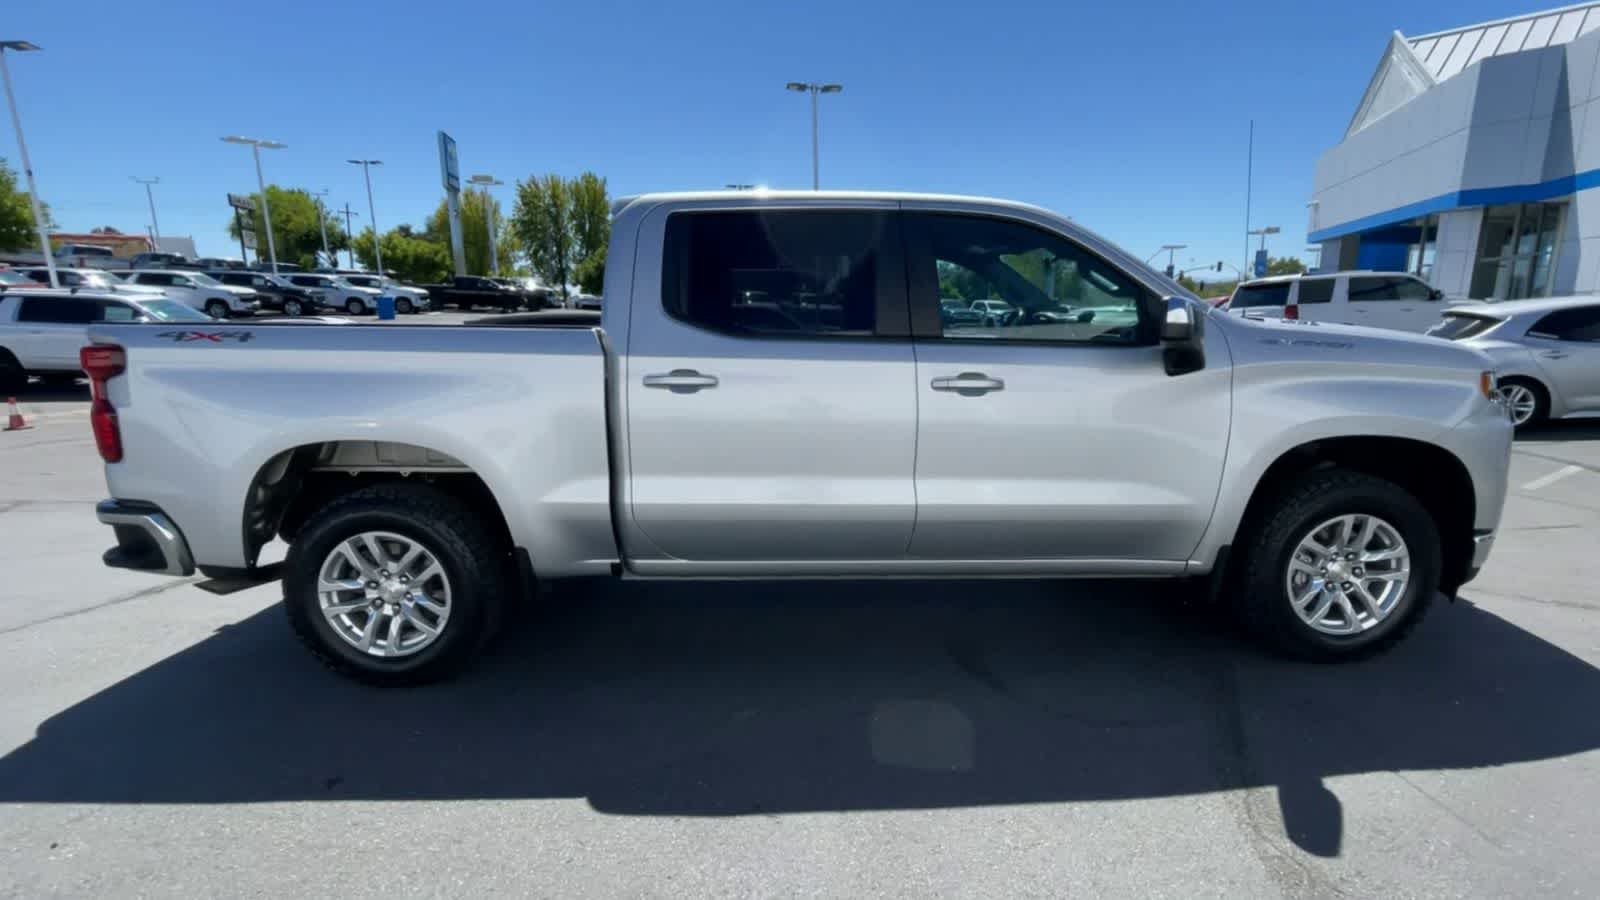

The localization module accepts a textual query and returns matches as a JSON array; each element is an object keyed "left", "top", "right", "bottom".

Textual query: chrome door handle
[
  {"left": 643, "top": 369, "right": 719, "bottom": 392},
  {"left": 931, "top": 372, "right": 1005, "bottom": 395},
  {"left": 1541, "top": 351, "right": 1569, "bottom": 359}
]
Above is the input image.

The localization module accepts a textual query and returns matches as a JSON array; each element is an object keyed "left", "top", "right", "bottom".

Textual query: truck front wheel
[
  {"left": 283, "top": 483, "right": 509, "bottom": 685},
  {"left": 1236, "top": 469, "right": 1440, "bottom": 661}
]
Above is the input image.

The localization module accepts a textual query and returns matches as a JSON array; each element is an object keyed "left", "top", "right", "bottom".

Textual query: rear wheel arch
[{"left": 241, "top": 441, "right": 519, "bottom": 568}]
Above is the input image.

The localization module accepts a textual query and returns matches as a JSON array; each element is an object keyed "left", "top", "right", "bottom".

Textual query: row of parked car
[{"left": 1216, "top": 269, "right": 1600, "bottom": 430}]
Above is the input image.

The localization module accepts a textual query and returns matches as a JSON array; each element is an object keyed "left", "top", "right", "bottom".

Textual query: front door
[
  {"left": 624, "top": 205, "right": 918, "bottom": 563},
  {"left": 1344, "top": 274, "right": 1440, "bottom": 332},
  {"left": 13, "top": 296, "right": 94, "bottom": 370},
  {"left": 1526, "top": 304, "right": 1600, "bottom": 410},
  {"left": 902, "top": 209, "right": 1231, "bottom": 564}
]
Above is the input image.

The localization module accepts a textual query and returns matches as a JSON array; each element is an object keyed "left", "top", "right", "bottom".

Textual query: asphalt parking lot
[{"left": 1, "top": 378, "right": 1598, "bottom": 897}]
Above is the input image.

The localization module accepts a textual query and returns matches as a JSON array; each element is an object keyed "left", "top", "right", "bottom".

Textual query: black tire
[
  {"left": 345, "top": 297, "right": 367, "bottom": 315},
  {"left": 1498, "top": 376, "right": 1549, "bottom": 431},
  {"left": 283, "top": 483, "right": 511, "bottom": 685},
  {"left": 395, "top": 297, "right": 414, "bottom": 315},
  {"left": 205, "top": 300, "right": 230, "bottom": 319},
  {"left": 283, "top": 298, "right": 304, "bottom": 317},
  {"left": 0, "top": 349, "right": 25, "bottom": 392},
  {"left": 1235, "top": 468, "right": 1439, "bottom": 661}
]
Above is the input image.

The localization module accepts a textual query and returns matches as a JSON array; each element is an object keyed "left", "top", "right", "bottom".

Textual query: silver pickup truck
[{"left": 84, "top": 191, "right": 1514, "bottom": 684}]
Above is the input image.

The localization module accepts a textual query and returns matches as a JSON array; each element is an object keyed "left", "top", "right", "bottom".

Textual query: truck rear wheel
[
  {"left": 1236, "top": 469, "right": 1439, "bottom": 661},
  {"left": 283, "top": 483, "right": 509, "bottom": 685}
]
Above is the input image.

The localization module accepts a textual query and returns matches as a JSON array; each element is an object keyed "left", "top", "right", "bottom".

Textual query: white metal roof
[{"left": 1407, "top": 2, "right": 1600, "bottom": 81}]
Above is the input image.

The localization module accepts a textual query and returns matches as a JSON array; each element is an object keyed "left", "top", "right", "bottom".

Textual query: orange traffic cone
[{"left": 4, "top": 397, "right": 28, "bottom": 431}]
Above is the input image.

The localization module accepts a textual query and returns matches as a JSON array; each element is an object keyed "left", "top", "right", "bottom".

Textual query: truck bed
[{"left": 86, "top": 321, "right": 619, "bottom": 575}]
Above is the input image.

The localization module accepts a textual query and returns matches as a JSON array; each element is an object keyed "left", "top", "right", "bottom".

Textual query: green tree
[
  {"left": 227, "top": 185, "right": 348, "bottom": 270},
  {"left": 425, "top": 188, "right": 513, "bottom": 276},
  {"left": 351, "top": 226, "right": 451, "bottom": 284},
  {"left": 1266, "top": 256, "right": 1307, "bottom": 276},
  {"left": 0, "top": 157, "right": 52, "bottom": 251},
  {"left": 573, "top": 244, "right": 606, "bottom": 295},
  {"left": 570, "top": 172, "right": 610, "bottom": 287},
  {"left": 509, "top": 174, "right": 575, "bottom": 296}
]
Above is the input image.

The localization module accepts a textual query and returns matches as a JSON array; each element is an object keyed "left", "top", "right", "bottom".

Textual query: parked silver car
[{"left": 1429, "top": 297, "right": 1600, "bottom": 428}]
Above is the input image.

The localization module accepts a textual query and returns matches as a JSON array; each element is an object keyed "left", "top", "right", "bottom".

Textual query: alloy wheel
[
  {"left": 317, "top": 531, "right": 452, "bottom": 658},
  {"left": 1498, "top": 384, "right": 1537, "bottom": 426},
  {"left": 1284, "top": 513, "right": 1410, "bottom": 636}
]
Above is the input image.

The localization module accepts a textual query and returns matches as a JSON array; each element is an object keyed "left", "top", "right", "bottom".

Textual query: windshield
[
  {"left": 1230, "top": 282, "right": 1293, "bottom": 308},
  {"left": 135, "top": 298, "right": 213, "bottom": 322},
  {"left": 187, "top": 272, "right": 224, "bottom": 287},
  {"left": 1426, "top": 313, "right": 1503, "bottom": 341}
]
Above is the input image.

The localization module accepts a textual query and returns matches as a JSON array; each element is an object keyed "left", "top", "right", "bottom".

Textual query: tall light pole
[
  {"left": 348, "top": 159, "right": 383, "bottom": 275},
  {"left": 222, "top": 135, "right": 285, "bottom": 273},
  {"left": 468, "top": 174, "right": 503, "bottom": 276},
  {"left": 131, "top": 176, "right": 162, "bottom": 250},
  {"left": 309, "top": 189, "right": 333, "bottom": 269},
  {"left": 340, "top": 204, "right": 359, "bottom": 269},
  {"left": 1, "top": 41, "right": 57, "bottom": 288},
  {"left": 785, "top": 81, "right": 842, "bottom": 190}
]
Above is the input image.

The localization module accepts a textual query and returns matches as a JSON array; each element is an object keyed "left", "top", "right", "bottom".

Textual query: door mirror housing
[
  {"left": 1429, "top": 288, "right": 1444, "bottom": 300},
  {"left": 1160, "top": 297, "right": 1205, "bottom": 376}
]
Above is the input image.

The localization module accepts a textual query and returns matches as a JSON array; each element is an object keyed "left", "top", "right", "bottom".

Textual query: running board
[{"left": 194, "top": 562, "right": 284, "bottom": 596}]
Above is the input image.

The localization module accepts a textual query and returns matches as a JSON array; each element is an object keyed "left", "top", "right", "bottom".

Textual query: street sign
[
  {"left": 438, "top": 131, "right": 460, "bottom": 193},
  {"left": 1254, "top": 249, "right": 1268, "bottom": 278},
  {"left": 227, "top": 193, "right": 256, "bottom": 212},
  {"left": 240, "top": 228, "right": 257, "bottom": 251}
]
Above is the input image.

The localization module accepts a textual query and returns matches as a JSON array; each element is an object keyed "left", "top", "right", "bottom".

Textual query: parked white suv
[
  {"left": 285, "top": 274, "right": 382, "bottom": 315},
  {"left": 121, "top": 270, "right": 260, "bottom": 319},
  {"left": 15, "top": 267, "right": 166, "bottom": 298},
  {"left": 0, "top": 290, "right": 212, "bottom": 390},
  {"left": 338, "top": 274, "right": 430, "bottom": 314},
  {"left": 1227, "top": 271, "right": 1451, "bottom": 333}
]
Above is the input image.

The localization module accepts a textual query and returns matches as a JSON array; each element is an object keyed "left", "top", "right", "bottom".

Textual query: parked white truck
[{"left": 84, "top": 191, "right": 1514, "bottom": 684}]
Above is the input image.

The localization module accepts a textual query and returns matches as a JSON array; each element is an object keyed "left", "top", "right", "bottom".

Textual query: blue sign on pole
[{"left": 1254, "top": 249, "right": 1269, "bottom": 278}]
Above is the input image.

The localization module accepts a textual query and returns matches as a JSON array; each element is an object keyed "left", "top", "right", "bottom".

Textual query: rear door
[
  {"left": 1525, "top": 305, "right": 1600, "bottom": 411},
  {"left": 902, "top": 209, "right": 1230, "bottom": 565},
  {"left": 13, "top": 297, "right": 94, "bottom": 370},
  {"left": 623, "top": 204, "right": 917, "bottom": 564},
  {"left": 1345, "top": 275, "right": 1438, "bottom": 331}
]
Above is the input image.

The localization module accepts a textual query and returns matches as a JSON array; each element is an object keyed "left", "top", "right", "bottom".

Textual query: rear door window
[
  {"left": 96, "top": 301, "right": 140, "bottom": 322},
  {"left": 1297, "top": 279, "right": 1335, "bottom": 304},
  {"left": 1529, "top": 306, "right": 1600, "bottom": 341},
  {"left": 1427, "top": 313, "right": 1502, "bottom": 340},
  {"left": 661, "top": 209, "right": 896, "bottom": 337},
  {"left": 1230, "top": 282, "right": 1292, "bottom": 308},
  {"left": 1347, "top": 276, "right": 1415, "bottom": 302}
]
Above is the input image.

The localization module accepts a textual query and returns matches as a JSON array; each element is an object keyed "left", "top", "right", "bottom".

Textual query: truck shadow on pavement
[{"left": 0, "top": 578, "right": 1596, "bottom": 860}]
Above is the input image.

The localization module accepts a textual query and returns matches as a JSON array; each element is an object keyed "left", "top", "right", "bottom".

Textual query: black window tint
[
  {"left": 1230, "top": 283, "right": 1292, "bottom": 308},
  {"left": 138, "top": 273, "right": 173, "bottom": 286},
  {"left": 17, "top": 297, "right": 95, "bottom": 324},
  {"left": 662, "top": 210, "right": 888, "bottom": 337},
  {"left": 22, "top": 270, "right": 49, "bottom": 284},
  {"left": 1530, "top": 307, "right": 1600, "bottom": 341},
  {"left": 1297, "top": 279, "right": 1335, "bottom": 304},
  {"left": 1427, "top": 313, "right": 1502, "bottom": 341},
  {"left": 913, "top": 213, "right": 1144, "bottom": 344},
  {"left": 1348, "top": 276, "right": 1402, "bottom": 301}
]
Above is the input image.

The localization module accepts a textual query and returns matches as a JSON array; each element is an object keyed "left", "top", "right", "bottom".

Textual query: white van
[{"left": 1226, "top": 271, "right": 1451, "bottom": 333}]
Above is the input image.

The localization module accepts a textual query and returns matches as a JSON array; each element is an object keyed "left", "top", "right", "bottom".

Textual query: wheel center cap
[
  {"left": 1327, "top": 560, "right": 1352, "bottom": 582},
  {"left": 382, "top": 580, "right": 408, "bottom": 602}
]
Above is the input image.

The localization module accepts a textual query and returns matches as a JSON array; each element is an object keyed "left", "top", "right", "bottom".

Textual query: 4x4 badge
[{"left": 154, "top": 330, "right": 255, "bottom": 343}]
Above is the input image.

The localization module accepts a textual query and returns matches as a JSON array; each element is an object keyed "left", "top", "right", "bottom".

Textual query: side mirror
[
  {"left": 1160, "top": 297, "right": 1205, "bottom": 376},
  {"left": 1429, "top": 288, "right": 1444, "bottom": 300}
]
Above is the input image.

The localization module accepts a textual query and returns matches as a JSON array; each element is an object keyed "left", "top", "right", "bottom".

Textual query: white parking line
[{"left": 1522, "top": 464, "right": 1584, "bottom": 491}]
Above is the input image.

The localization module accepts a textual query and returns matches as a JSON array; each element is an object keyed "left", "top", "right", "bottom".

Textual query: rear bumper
[{"left": 97, "top": 499, "right": 195, "bottom": 576}]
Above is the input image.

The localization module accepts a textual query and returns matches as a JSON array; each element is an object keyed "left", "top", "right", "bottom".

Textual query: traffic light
[
  {"left": 1215, "top": 261, "right": 1223, "bottom": 271},
  {"left": 1164, "top": 264, "right": 1175, "bottom": 278}
]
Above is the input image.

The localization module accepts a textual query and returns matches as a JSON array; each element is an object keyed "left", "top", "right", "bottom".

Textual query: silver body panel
[
  {"left": 91, "top": 190, "right": 1513, "bottom": 582},
  {"left": 1452, "top": 298, "right": 1600, "bottom": 420}
]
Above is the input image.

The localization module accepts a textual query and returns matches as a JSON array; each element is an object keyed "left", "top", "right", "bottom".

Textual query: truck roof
[{"left": 619, "top": 189, "right": 1065, "bottom": 219}]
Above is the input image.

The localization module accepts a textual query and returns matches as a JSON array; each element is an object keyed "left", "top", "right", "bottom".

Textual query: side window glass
[
  {"left": 1348, "top": 277, "right": 1398, "bottom": 301},
  {"left": 1531, "top": 307, "right": 1600, "bottom": 341},
  {"left": 915, "top": 213, "right": 1144, "bottom": 344},
  {"left": 18, "top": 298, "right": 93, "bottom": 324},
  {"left": 97, "top": 302, "right": 138, "bottom": 322},
  {"left": 1297, "top": 279, "right": 1335, "bottom": 304},
  {"left": 662, "top": 210, "right": 888, "bottom": 337},
  {"left": 1393, "top": 278, "right": 1433, "bottom": 301}
]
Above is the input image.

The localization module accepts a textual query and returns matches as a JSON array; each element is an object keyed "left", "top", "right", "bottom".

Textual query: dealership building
[{"left": 1310, "top": 2, "right": 1600, "bottom": 300}]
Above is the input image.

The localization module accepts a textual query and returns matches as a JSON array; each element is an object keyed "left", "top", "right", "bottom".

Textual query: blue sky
[{"left": 4, "top": 0, "right": 1536, "bottom": 280}]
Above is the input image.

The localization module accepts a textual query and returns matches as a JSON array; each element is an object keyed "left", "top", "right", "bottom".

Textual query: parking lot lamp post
[
  {"left": 348, "top": 160, "right": 383, "bottom": 276},
  {"left": 222, "top": 136, "right": 286, "bottom": 274},
  {"left": 785, "top": 82, "right": 842, "bottom": 190},
  {"left": 131, "top": 176, "right": 161, "bottom": 249},
  {"left": 1, "top": 41, "right": 57, "bottom": 288},
  {"left": 309, "top": 189, "right": 333, "bottom": 268},
  {"left": 468, "top": 175, "right": 504, "bottom": 276}
]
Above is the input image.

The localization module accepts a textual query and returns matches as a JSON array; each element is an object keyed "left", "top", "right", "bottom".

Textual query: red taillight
[
  {"left": 80, "top": 344, "right": 126, "bottom": 462},
  {"left": 1283, "top": 304, "right": 1299, "bottom": 320}
]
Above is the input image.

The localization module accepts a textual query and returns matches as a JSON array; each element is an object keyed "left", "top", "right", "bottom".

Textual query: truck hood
[{"left": 1215, "top": 309, "right": 1495, "bottom": 371}]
